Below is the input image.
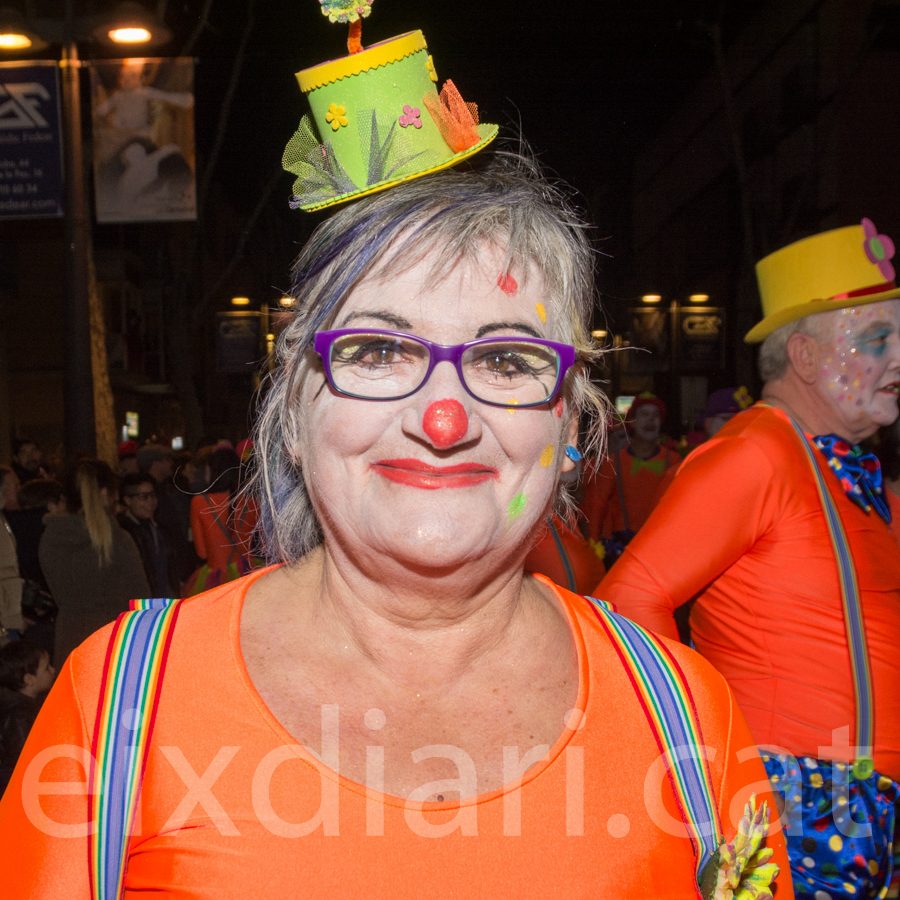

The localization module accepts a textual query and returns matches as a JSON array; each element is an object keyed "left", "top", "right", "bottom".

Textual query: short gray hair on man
[
  {"left": 757, "top": 312, "right": 832, "bottom": 382},
  {"left": 248, "top": 151, "right": 610, "bottom": 564}
]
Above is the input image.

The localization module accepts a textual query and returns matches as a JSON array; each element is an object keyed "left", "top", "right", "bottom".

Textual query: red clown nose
[{"left": 422, "top": 399, "right": 468, "bottom": 448}]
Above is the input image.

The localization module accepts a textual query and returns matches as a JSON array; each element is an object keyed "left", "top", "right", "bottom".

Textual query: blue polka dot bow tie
[{"left": 813, "top": 434, "right": 891, "bottom": 523}]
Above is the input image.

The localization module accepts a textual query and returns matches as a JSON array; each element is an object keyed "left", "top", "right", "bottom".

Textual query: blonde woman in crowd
[{"left": 38, "top": 459, "right": 148, "bottom": 668}]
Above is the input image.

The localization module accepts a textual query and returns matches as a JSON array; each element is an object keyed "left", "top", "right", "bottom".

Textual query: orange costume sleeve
[
  {"left": 523, "top": 515, "right": 605, "bottom": 594},
  {"left": 0, "top": 570, "right": 791, "bottom": 899},
  {"left": 598, "top": 405, "right": 900, "bottom": 781}
]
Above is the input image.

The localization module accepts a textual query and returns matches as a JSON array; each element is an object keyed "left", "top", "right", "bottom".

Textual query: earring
[{"left": 564, "top": 446, "right": 582, "bottom": 462}]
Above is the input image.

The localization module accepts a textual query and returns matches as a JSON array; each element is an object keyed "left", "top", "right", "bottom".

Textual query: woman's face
[{"left": 296, "top": 245, "right": 576, "bottom": 571}]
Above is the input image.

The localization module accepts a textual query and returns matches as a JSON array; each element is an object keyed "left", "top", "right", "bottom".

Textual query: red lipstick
[{"left": 372, "top": 459, "right": 500, "bottom": 489}]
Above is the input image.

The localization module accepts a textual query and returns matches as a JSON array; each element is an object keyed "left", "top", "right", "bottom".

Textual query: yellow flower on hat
[
  {"left": 709, "top": 796, "right": 780, "bottom": 900},
  {"left": 325, "top": 103, "right": 348, "bottom": 131}
]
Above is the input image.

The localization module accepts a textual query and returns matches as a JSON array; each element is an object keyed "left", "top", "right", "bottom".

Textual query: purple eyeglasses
[{"left": 313, "top": 329, "right": 577, "bottom": 409}]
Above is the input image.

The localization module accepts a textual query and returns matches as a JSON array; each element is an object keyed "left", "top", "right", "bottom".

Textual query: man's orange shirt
[
  {"left": 0, "top": 569, "right": 790, "bottom": 898},
  {"left": 599, "top": 405, "right": 900, "bottom": 781},
  {"left": 581, "top": 447, "right": 680, "bottom": 541}
]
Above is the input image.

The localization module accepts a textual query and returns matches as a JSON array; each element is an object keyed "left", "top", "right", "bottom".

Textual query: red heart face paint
[
  {"left": 423, "top": 399, "right": 469, "bottom": 447},
  {"left": 497, "top": 273, "right": 518, "bottom": 295}
]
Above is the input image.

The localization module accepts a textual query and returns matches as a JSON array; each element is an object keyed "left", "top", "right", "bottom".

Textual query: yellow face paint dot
[
  {"left": 506, "top": 399, "right": 519, "bottom": 415},
  {"left": 536, "top": 303, "right": 547, "bottom": 323},
  {"left": 540, "top": 444, "right": 554, "bottom": 467}
]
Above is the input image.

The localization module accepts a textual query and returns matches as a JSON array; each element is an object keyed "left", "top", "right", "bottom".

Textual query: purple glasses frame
[{"left": 313, "top": 328, "right": 577, "bottom": 409}]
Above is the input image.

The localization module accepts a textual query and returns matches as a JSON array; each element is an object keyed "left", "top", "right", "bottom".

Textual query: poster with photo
[{"left": 89, "top": 57, "right": 196, "bottom": 223}]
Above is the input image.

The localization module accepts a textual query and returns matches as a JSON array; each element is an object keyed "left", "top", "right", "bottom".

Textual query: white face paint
[
  {"left": 816, "top": 300, "right": 900, "bottom": 439},
  {"left": 631, "top": 405, "right": 661, "bottom": 443},
  {"left": 297, "top": 245, "right": 573, "bottom": 571}
]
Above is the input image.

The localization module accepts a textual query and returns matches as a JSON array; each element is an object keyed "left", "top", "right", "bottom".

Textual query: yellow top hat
[{"left": 745, "top": 218, "right": 900, "bottom": 343}]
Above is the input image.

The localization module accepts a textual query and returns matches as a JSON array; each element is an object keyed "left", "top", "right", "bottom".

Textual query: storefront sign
[{"left": 0, "top": 61, "right": 63, "bottom": 219}]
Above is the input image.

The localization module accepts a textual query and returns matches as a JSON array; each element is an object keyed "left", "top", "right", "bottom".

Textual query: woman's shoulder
[
  {"left": 67, "top": 574, "right": 254, "bottom": 694},
  {"left": 553, "top": 582, "right": 734, "bottom": 720}
]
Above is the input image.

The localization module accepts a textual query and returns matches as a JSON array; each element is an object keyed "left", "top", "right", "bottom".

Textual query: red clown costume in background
[{"left": 580, "top": 392, "right": 680, "bottom": 542}]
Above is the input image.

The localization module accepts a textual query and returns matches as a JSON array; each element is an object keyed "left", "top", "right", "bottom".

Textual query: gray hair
[
  {"left": 248, "top": 151, "right": 610, "bottom": 563},
  {"left": 757, "top": 313, "right": 832, "bottom": 382}
]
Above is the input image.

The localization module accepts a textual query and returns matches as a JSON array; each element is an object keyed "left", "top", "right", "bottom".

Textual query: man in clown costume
[{"left": 599, "top": 219, "right": 900, "bottom": 900}]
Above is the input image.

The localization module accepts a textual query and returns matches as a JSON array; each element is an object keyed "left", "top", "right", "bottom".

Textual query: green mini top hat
[
  {"left": 746, "top": 218, "right": 900, "bottom": 343},
  {"left": 283, "top": 1, "right": 498, "bottom": 212}
]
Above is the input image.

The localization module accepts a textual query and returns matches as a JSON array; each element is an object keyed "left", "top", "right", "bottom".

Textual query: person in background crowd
[
  {"left": 0, "top": 502, "right": 23, "bottom": 642},
  {"left": 118, "top": 472, "right": 180, "bottom": 598},
  {"left": 683, "top": 387, "right": 755, "bottom": 450},
  {"left": 187, "top": 445, "right": 258, "bottom": 594},
  {"left": 523, "top": 512, "right": 605, "bottom": 594},
  {"left": 5, "top": 479, "right": 62, "bottom": 660},
  {"left": 0, "top": 466, "right": 19, "bottom": 512},
  {"left": 579, "top": 392, "right": 680, "bottom": 552},
  {"left": 600, "top": 220, "right": 900, "bottom": 900},
  {"left": 137, "top": 443, "right": 195, "bottom": 581},
  {"left": 5, "top": 479, "right": 64, "bottom": 592},
  {"left": 117, "top": 439, "right": 139, "bottom": 476},
  {"left": 39, "top": 459, "right": 148, "bottom": 669},
  {"left": 9, "top": 439, "right": 45, "bottom": 487},
  {"left": 0, "top": 640, "right": 54, "bottom": 795}
]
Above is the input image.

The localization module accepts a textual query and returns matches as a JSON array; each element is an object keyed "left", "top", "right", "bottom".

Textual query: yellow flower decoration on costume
[
  {"left": 708, "top": 796, "right": 780, "bottom": 900},
  {"left": 733, "top": 386, "right": 753, "bottom": 410},
  {"left": 325, "top": 103, "right": 349, "bottom": 131},
  {"left": 426, "top": 54, "right": 438, "bottom": 82}
]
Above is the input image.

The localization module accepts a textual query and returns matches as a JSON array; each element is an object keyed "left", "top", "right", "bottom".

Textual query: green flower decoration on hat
[{"left": 319, "top": 0, "right": 373, "bottom": 24}]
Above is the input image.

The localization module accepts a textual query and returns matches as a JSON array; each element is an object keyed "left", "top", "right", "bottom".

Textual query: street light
[{"left": 0, "top": 1, "right": 170, "bottom": 455}]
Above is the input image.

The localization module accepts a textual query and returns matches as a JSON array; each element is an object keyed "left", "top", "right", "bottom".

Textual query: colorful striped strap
[
  {"left": 784, "top": 415, "right": 874, "bottom": 763},
  {"left": 89, "top": 597, "right": 182, "bottom": 900},
  {"left": 546, "top": 517, "right": 576, "bottom": 592},
  {"left": 584, "top": 594, "right": 722, "bottom": 891}
]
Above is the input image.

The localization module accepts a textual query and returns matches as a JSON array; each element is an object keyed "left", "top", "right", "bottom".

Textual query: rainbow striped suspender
[
  {"left": 584, "top": 594, "right": 723, "bottom": 894},
  {"left": 89, "top": 597, "right": 183, "bottom": 900},
  {"left": 783, "top": 415, "right": 874, "bottom": 773}
]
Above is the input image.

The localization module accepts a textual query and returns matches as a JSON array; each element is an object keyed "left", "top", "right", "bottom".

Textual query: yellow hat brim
[
  {"left": 295, "top": 123, "right": 499, "bottom": 213},
  {"left": 744, "top": 286, "right": 900, "bottom": 343}
]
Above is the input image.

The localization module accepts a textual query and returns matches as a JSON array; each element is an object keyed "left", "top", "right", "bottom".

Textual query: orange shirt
[
  {"left": 0, "top": 569, "right": 790, "bottom": 899},
  {"left": 190, "top": 492, "right": 258, "bottom": 569},
  {"left": 523, "top": 515, "right": 606, "bottom": 594},
  {"left": 581, "top": 447, "right": 680, "bottom": 541},
  {"left": 599, "top": 405, "right": 900, "bottom": 781}
]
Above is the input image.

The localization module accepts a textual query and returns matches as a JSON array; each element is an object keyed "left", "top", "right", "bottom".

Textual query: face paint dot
[
  {"left": 554, "top": 399, "right": 564, "bottom": 418},
  {"left": 422, "top": 399, "right": 468, "bottom": 448},
  {"left": 506, "top": 399, "right": 519, "bottom": 415},
  {"left": 540, "top": 444, "right": 554, "bottom": 467},
  {"left": 536, "top": 302, "right": 547, "bottom": 323},
  {"left": 497, "top": 273, "right": 518, "bottom": 295},
  {"left": 508, "top": 492, "right": 527, "bottom": 522}
]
